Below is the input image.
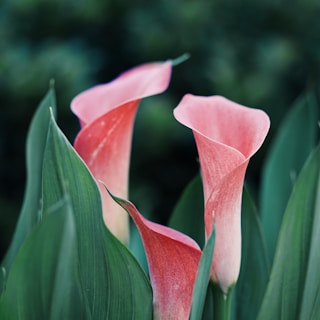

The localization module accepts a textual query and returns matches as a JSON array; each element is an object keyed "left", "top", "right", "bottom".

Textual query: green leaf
[
  {"left": 170, "top": 52, "right": 190, "bottom": 66},
  {"left": 190, "top": 227, "right": 215, "bottom": 320},
  {"left": 260, "top": 90, "right": 319, "bottom": 262},
  {"left": 129, "top": 222, "right": 149, "bottom": 274},
  {"left": 200, "top": 285, "right": 214, "bottom": 320},
  {"left": 299, "top": 182, "right": 320, "bottom": 319},
  {"left": 0, "top": 197, "right": 82, "bottom": 320},
  {"left": 169, "top": 174, "right": 205, "bottom": 248},
  {"left": 258, "top": 143, "right": 320, "bottom": 320},
  {"left": 234, "top": 187, "right": 270, "bottom": 320},
  {"left": 42, "top": 113, "right": 153, "bottom": 319},
  {"left": 1, "top": 88, "right": 56, "bottom": 282}
]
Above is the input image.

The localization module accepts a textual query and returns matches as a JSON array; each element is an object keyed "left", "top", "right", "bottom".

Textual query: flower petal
[
  {"left": 174, "top": 95, "right": 270, "bottom": 201},
  {"left": 72, "top": 62, "right": 172, "bottom": 243},
  {"left": 71, "top": 62, "right": 172, "bottom": 127},
  {"left": 74, "top": 102, "right": 137, "bottom": 243},
  {"left": 206, "top": 162, "right": 248, "bottom": 293},
  {"left": 174, "top": 94, "right": 270, "bottom": 292},
  {"left": 110, "top": 193, "right": 201, "bottom": 320}
]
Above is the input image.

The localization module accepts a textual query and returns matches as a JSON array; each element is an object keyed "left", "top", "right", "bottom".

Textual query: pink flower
[
  {"left": 174, "top": 94, "right": 270, "bottom": 293},
  {"left": 71, "top": 62, "right": 172, "bottom": 243},
  {"left": 110, "top": 195, "right": 202, "bottom": 320}
]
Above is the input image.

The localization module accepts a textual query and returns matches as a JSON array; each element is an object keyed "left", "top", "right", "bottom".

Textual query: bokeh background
[{"left": 1, "top": 0, "right": 320, "bottom": 259}]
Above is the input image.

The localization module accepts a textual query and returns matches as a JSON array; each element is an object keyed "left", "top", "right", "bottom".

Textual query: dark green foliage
[{"left": 0, "top": 197, "right": 83, "bottom": 320}]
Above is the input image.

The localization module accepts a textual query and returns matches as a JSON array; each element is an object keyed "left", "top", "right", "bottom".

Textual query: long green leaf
[
  {"left": 1, "top": 88, "right": 56, "bottom": 285},
  {"left": 42, "top": 113, "right": 153, "bottom": 319},
  {"left": 190, "top": 227, "right": 215, "bottom": 320},
  {"left": 234, "top": 187, "right": 270, "bottom": 320},
  {"left": 258, "top": 144, "right": 320, "bottom": 319},
  {"left": 0, "top": 197, "right": 82, "bottom": 320},
  {"left": 260, "top": 91, "right": 319, "bottom": 262},
  {"left": 299, "top": 178, "right": 320, "bottom": 319}
]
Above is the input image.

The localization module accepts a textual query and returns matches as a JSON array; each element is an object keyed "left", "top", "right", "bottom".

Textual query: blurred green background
[{"left": 1, "top": 0, "right": 320, "bottom": 259}]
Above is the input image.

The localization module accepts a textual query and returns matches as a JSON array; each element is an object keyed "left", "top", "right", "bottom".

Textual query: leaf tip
[
  {"left": 49, "top": 106, "right": 56, "bottom": 122},
  {"left": 49, "top": 78, "right": 55, "bottom": 89},
  {"left": 170, "top": 53, "right": 191, "bottom": 66}
]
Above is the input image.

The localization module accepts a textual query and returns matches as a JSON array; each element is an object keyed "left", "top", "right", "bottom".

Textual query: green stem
[{"left": 212, "top": 282, "right": 232, "bottom": 320}]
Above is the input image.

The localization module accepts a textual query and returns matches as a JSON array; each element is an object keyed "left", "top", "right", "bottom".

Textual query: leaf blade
[
  {"left": 190, "top": 227, "right": 215, "bottom": 320},
  {"left": 234, "top": 187, "right": 270, "bottom": 320},
  {"left": 0, "top": 197, "right": 81, "bottom": 320},
  {"left": 42, "top": 113, "right": 153, "bottom": 319},
  {"left": 1, "top": 88, "right": 56, "bottom": 283},
  {"left": 260, "top": 91, "right": 319, "bottom": 262},
  {"left": 258, "top": 144, "right": 320, "bottom": 320}
]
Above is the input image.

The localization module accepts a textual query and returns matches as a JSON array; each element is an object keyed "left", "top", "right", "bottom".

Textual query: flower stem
[{"left": 212, "top": 282, "right": 232, "bottom": 320}]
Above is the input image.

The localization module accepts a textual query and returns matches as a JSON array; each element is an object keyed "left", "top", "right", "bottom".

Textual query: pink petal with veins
[
  {"left": 71, "top": 62, "right": 172, "bottom": 243},
  {"left": 174, "top": 94, "right": 270, "bottom": 293},
  {"left": 111, "top": 195, "right": 201, "bottom": 320}
]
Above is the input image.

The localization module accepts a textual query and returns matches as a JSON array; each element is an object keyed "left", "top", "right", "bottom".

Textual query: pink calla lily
[
  {"left": 71, "top": 61, "right": 172, "bottom": 243},
  {"left": 110, "top": 194, "right": 202, "bottom": 320},
  {"left": 174, "top": 94, "right": 270, "bottom": 293}
]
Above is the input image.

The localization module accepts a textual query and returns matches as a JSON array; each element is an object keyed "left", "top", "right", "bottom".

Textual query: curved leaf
[
  {"left": 0, "top": 197, "right": 81, "bottom": 320},
  {"left": 190, "top": 227, "right": 215, "bottom": 320},
  {"left": 260, "top": 91, "right": 319, "bottom": 262},
  {"left": 42, "top": 113, "right": 152, "bottom": 319},
  {"left": 234, "top": 187, "right": 270, "bottom": 320},
  {"left": 1, "top": 88, "right": 56, "bottom": 285}
]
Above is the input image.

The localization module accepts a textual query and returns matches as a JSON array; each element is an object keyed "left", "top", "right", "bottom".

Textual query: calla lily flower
[
  {"left": 71, "top": 61, "right": 172, "bottom": 243},
  {"left": 173, "top": 94, "right": 270, "bottom": 293},
  {"left": 109, "top": 194, "right": 202, "bottom": 320}
]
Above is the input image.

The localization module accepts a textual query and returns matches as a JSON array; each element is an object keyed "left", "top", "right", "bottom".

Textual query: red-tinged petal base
[
  {"left": 110, "top": 193, "right": 202, "bottom": 320},
  {"left": 206, "top": 162, "right": 248, "bottom": 294},
  {"left": 74, "top": 102, "right": 138, "bottom": 243},
  {"left": 71, "top": 62, "right": 172, "bottom": 243}
]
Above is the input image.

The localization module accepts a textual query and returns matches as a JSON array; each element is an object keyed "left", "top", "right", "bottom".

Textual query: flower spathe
[
  {"left": 174, "top": 94, "right": 270, "bottom": 293},
  {"left": 71, "top": 62, "right": 172, "bottom": 243},
  {"left": 109, "top": 193, "right": 202, "bottom": 320}
]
